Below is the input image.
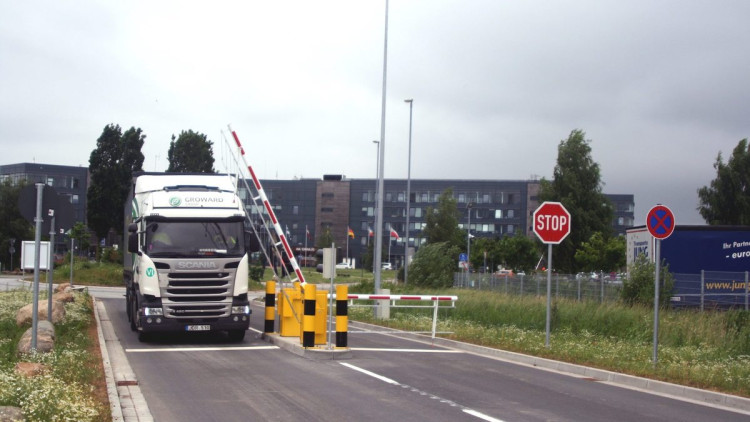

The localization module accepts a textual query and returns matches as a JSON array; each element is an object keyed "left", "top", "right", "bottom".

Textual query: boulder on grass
[
  {"left": 54, "top": 283, "right": 70, "bottom": 293},
  {"left": 0, "top": 406, "right": 25, "bottom": 421},
  {"left": 51, "top": 291, "right": 74, "bottom": 303},
  {"left": 15, "top": 300, "right": 65, "bottom": 326},
  {"left": 15, "top": 362, "right": 48, "bottom": 377},
  {"left": 17, "top": 320, "right": 55, "bottom": 355}
]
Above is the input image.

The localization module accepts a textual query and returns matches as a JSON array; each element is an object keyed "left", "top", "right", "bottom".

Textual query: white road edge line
[
  {"left": 339, "top": 362, "right": 505, "bottom": 422},
  {"left": 126, "top": 346, "right": 279, "bottom": 353}
]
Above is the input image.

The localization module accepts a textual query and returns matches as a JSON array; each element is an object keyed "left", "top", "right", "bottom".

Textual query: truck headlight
[
  {"left": 144, "top": 307, "right": 163, "bottom": 316},
  {"left": 231, "top": 305, "right": 250, "bottom": 315}
]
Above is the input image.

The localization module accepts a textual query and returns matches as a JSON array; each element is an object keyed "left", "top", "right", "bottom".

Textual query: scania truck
[{"left": 124, "top": 172, "right": 256, "bottom": 341}]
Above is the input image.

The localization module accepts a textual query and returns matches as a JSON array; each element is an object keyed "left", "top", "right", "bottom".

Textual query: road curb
[
  {"left": 261, "top": 332, "right": 353, "bottom": 360},
  {"left": 94, "top": 299, "right": 154, "bottom": 421},
  {"left": 348, "top": 321, "right": 750, "bottom": 415}
]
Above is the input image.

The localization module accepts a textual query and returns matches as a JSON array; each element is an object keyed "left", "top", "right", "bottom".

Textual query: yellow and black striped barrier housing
[
  {"left": 336, "top": 284, "right": 348, "bottom": 348},
  {"left": 302, "top": 284, "right": 316, "bottom": 348},
  {"left": 264, "top": 280, "right": 276, "bottom": 333}
]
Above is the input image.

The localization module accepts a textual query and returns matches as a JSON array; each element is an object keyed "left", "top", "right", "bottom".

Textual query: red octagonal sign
[{"left": 533, "top": 202, "right": 571, "bottom": 244}]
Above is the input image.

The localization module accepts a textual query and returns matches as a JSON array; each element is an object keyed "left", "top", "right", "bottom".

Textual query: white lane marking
[
  {"left": 351, "top": 348, "right": 463, "bottom": 353},
  {"left": 126, "top": 346, "right": 278, "bottom": 353},
  {"left": 339, "top": 362, "right": 399, "bottom": 385},
  {"left": 463, "top": 409, "right": 506, "bottom": 422},
  {"left": 340, "top": 362, "right": 505, "bottom": 422}
]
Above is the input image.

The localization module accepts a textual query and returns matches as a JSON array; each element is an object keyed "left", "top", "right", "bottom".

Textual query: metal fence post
[
  {"left": 431, "top": 299, "right": 439, "bottom": 339},
  {"left": 555, "top": 273, "right": 559, "bottom": 299},
  {"left": 577, "top": 276, "right": 581, "bottom": 302},
  {"left": 600, "top": 271, "right": 605, "bottom": 302},
  {"left": 520, "top": 275, "right": 524, "bottom": 296},
  {"left": 745, "top": 271, "right": 748, "bottom": 311},
  {"left": 700, "top": 270, "right": 704, "bottom": 312}
]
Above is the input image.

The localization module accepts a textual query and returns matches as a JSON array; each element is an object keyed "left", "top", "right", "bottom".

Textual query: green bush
[
  {"left": 621, "top": 253, "right": 674, "bottom": 307},
  {"left": 99, "top": 247, "right": 122, "bottom": 264},
  {"left": 248, "top": 266, "right": 266, "bottom": 282},
  {"left": 408, "top": 242, "right": 461, "bottom": 288}
]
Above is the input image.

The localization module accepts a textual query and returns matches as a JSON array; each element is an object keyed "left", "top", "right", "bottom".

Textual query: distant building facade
[
  {"left": 254, "top": 175, "right": 635, "bottom": 269},
  {"left": 0, "top": 162, "right": 89, "bottom": 224}
]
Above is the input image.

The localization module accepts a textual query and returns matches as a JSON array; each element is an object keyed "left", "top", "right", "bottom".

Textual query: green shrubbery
[{"left": 620, "top": 254, "right": 674, "bottom": 307}]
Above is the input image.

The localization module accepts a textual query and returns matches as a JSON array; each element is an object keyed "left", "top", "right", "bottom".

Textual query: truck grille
[{"left": 157, "top": 260, "right": 239, "bottom": 319}]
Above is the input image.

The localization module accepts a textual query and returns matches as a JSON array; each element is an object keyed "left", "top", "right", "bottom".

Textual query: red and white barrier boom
[{"left": 224, "top": 125, "right": 306, "bottom": 287}]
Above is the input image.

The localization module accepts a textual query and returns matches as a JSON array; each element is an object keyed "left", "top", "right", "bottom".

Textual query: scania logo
[
  {"left": 169, "top": 197, "right": 182, "bottom": 207},
  {"left": 176, "top": 261, "right": 217, "bottom": 269}
]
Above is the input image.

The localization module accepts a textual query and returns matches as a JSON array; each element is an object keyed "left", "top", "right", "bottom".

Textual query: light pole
[
  {"left": 404, "top": 98, "right": 413, "bottom": 285},
  {"left": 467, "top": 202, "right": 474, "bottom": 273},
  {"left": 373, "top": 0, "right": 389, "bottom": 296}
]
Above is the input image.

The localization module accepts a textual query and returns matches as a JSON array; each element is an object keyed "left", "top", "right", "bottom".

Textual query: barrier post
[
  {"left": 302, "top": 284, "right": 316, "bottom": 347},
  {"left": 336, "top": 285, "right": 348, "bottom": 348},
  {"left": 264, "top": 280, "right": 276, "bottom": 333}
]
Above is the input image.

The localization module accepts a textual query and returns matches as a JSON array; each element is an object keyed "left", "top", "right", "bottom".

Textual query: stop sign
[{"left": 533, "top": 202, "right": 571, "bottom": 244}]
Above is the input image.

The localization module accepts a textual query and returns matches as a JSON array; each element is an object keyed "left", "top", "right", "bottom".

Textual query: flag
[
  {"left": 368, "top": 226, "right": 374, "bottom": 237},
  {"left": 390, "top": 228, "right": 400, "bottom": 239},
  {"left": 306, "top": 226, "right": 311, "bottom": 240},
  {"left": 285, "top": 225, "right": 291, "bottom": 237},
  {"left": 347, "top": 227, "right": 355, "bottom": 238}
]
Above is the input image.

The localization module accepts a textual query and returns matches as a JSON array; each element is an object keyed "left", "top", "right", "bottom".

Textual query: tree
[
  {"left": 538, "top": 129, "right": 614, "bottom": 273},
  {"left": 698, "top": 139, "right": 750, "bottom": 225},
  {"left": 574, "top": 232, "right": 625, "bottom": 272},
  {"left": 167, "top": 130, "right": 215, "bottom": 173},
  {"left": 407, "top": 242, "right": 461, "bottom": 288},
  {"left": 0, "top": 180, "right": 33, "bottom": 270},
  {"left": 87, "top": 124, "right": 145, "bottom": 239},
  {"left": 422, "top": 188, "right": 464, "bottom": 250},
  {"left": 498, "top": 234, "right": 541, "bottom": 272}
]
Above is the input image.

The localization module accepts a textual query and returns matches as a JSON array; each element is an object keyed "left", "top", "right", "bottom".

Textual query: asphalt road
[{"left": 98, "top": 296, "right": 749, "bottom": 422}]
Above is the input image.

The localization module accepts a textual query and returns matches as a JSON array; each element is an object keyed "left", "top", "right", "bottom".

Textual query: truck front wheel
[{"left": 228, "top": 330, "right": 246, "bottom": 342}]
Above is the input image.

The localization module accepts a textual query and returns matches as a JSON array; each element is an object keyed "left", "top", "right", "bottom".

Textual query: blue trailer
[{"left": 626, "top": 225, "right": 750, "bottom": 308}]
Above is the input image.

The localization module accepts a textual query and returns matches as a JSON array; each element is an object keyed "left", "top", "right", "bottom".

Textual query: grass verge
[{"left": 0, "top": 288, "right": 110, "bottom": 421}]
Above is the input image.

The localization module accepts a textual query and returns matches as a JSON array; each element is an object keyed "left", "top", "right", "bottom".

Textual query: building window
[
  {"left": 507, "top": 224, "right": 515, "bottom": 234},
  {"left": 507, "top": 209, "right": 515, "bottom": 218},
  {"left": 71, "top": 194, "right": 79, "bottom": 204},
  {"left": 322, "top": 192, "right": 334, "bottom": 199},
  {"left": 397, "top": 192, "right": 405, "bottom": 202},
  {"left": 495, "top": 209, "right": 502, "bottom": 219},
  {"left": 321, "top": 207, "right": 333, "bottom": 213},
  {"left": 361, "top": 207, "right": 374, "bottom": 217},
  {"left": 292, "top": 205, "right": 299, "bottom": 215},
  {"left": 458, "top": 193, "right": 466, "bottom": 203}
]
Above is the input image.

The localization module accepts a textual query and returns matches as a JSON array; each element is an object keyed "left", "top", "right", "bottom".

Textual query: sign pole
[
  {"left": 532, "top": 201, "right": 571, "bottom": 349},
  {"left": 31, "top": 183, "right": 44, "bottom": 352},
  {"left": 645, "top": 204, "right": 675, "bottom": 366},
  {"left": 545, "top": 243, "right": 552, "bottom": 348},
  {"left": 653, "top": 238, "right": 661, "bottom": 365}
]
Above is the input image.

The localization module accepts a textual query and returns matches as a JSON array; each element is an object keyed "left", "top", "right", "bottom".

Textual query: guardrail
[{"left": 338, "top": 294, "right": 458, "bottom": 339}]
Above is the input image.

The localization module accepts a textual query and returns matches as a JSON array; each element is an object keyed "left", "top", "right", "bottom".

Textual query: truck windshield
[{"left": 144, "top": 220, "right": 245, "bottom": 258}]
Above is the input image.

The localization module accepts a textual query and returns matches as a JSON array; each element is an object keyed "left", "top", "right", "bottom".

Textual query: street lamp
[
  {"left": 404, "top": 98, "right": 413, "bottom": 285},
  {"left": 372, "top": 139, "right": 380, "bottom": 251},
  {"left": 467, "top": 202, "right": 474, "bottom": 272}
]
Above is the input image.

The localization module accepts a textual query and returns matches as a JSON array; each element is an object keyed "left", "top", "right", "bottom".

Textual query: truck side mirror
[
  {"left": 245, "top": 231, "right": 260, "bottom": 253},
  {"left": 127, "top": 223, "right": 139, "bottom": 254}
]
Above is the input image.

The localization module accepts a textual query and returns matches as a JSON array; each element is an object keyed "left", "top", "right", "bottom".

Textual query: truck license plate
[{"left": 186, "top": 325, "right": 211, "bottom": 331}]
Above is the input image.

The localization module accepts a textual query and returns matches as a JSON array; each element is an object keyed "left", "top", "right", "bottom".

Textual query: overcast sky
[{"left": 2, "top": 1, "right": 749, "bottom": 225}]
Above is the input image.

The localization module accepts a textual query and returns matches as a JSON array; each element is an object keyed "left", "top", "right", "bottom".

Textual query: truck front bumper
[{"left": 137, "top": 312, "right": 251, "bottom": 333}]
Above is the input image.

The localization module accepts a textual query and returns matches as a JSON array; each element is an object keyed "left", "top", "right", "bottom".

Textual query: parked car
[
  {"left": 335, "top": 262, "right": 352, "bottom": 269},
  {"left": 381, "top": 262, "right": 393, "bottom": 270}
]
